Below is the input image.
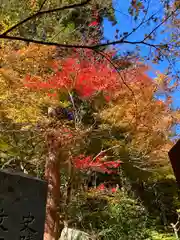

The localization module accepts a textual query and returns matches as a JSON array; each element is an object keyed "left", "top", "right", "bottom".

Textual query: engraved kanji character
[
  {"left": 20, "top": 212, "right": 37, "bottom": 236},
  {"left": 20, "top": 234, "right": 34, "bottom": 240},
  {"left": 0, "top": 209, "right": 8, "bottom": 232}
]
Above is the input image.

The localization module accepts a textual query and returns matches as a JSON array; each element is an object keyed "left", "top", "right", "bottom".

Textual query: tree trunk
[{"left": 44, "top": 132, "right": 61, "bottom": 240}]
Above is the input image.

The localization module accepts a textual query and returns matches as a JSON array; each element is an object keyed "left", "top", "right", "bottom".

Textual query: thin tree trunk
[{"left": 44, "top": 132, "right": 61, "bottom": 240}]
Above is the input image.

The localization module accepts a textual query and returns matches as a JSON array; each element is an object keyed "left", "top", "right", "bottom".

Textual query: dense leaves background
[{"left": 0, "top": 0, "right": 180, "bottom": 239}]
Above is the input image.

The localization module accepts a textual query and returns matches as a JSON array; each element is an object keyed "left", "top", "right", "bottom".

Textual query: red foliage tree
[
  {"left": 24, "top": 50, "right": 124, "bottom": 240},
  {"left": 24, "top": 50, "right": 153, "bottom": 240},
  {"left": 24, "top": 50, "right": 121, "bottom": 101},
  {"left": 74, "top": 154, "right": 121, "bottom": 173}
]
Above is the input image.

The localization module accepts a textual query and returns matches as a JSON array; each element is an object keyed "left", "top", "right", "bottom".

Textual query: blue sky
[{"left": 102, "top": 0, "right": 180, "bottom": 137}]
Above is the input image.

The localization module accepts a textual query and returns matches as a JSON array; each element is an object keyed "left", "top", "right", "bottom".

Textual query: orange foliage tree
[
  {"left": 24, "top": 49, "right": 125, "bottom": 239},
  {"left": 23, "top": 47, "right": 180, "bottom": 239}
]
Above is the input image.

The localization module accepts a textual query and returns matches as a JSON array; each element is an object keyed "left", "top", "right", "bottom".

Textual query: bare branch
[
  {"left": 93, "top": 49, "right": 138, "bottom": 126},
  {"left": 39, "top": 0, "right": 48, "bottom": 11},
  {"left": 143, "top": 7, "right": 179, "bottom": 42},
  {"left": 0, "top": 4, "right": 178, "bottom": 51},
  {"left": 119, "top": 0, "right": 160, "bottom": 44},
  {"left": 1, "top": 0, "right": 91, "bottom": 36},
  {"left": 0, "top": 33, "right": 170, "bottom": 51},
  {"left": 0, "top": 35, "right": 91, "bottom": 48},
  {"left": 92, "top": 145, "right": 121, "bottom": 161}
]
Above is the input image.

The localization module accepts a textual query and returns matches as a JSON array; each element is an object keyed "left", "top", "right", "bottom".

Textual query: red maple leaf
[
  {"left": 74, "top": 154, "right": 121, "bottom": 174},
  {"left": 111, "top": 188, "right": 117, "bottom": 193},
  {"left": 88, "top": 21, "right": 99, "bottom": 27},
  {"left": 97, "top": 183, "right": 106, "bottom": 191}
]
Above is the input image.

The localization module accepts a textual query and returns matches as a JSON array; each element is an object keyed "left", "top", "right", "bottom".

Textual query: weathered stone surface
[
  {"left": 0, "top": 170, "right": 48, "bottom": 240},
  {"left": 59, "top": 227, "right": 94, "bottom": 240}
]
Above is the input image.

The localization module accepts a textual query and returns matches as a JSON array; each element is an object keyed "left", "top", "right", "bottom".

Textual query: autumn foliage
[
  {"left": 1, "top": 0, "right": 180, "bottom": 238},
  {"left": 1, "top": 44, "right": 176, "bottom": 240},
  {"left": 22, "top": 48, "right": 176, "bottom": 174},
  {"left": 23, "top": 50, "right": 121, "bottom": 100},
  {"left": 74, "top": 154, "right": 121, "bottom": 173}
]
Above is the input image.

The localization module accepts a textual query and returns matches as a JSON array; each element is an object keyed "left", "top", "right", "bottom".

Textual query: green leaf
[
  {"left": 67, "top": 22, "right": 75, "bottom": 31},
  {"left": 0, "top": 140, "right": 11, "bottom": 151}
]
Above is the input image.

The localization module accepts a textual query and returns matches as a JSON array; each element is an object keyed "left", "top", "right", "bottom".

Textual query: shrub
[{"left": 67, "top": 190, "right": 151, "bottom": 240}]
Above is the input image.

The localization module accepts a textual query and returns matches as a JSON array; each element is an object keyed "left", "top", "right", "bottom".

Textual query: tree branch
[
  {"left": 143, "top": 7, "right": 179, "bottom": 42},
  {"left": 93, "top": 49, "right": 138, "bottom": 125},
  {"left": 0, "top": 2, "right": 177, "bottom": 51},
  {"left": 92, "top": 145, "right": 121, "bottom": 161},
  {"left": 1, "top": 0, "right": 91, "bottom": 36},
  {"left": 0, "top": 34, "right": 163, "bottom": 50},
  {"left": 119, "top": 0, "right": 158, "bottom": 43},
  {"left": 39, "top": 0, "right": 48, "bottom": 11}
]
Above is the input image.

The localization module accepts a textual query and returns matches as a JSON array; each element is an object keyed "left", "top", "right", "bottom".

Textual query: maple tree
[
  {"left": 0, "top": 38, "right": 179, "bottom": 239},
  {"left": 0, "top": 44, "right": 58, "bottom": 177},
  {"left": 23, "top": 49, "right": 121, "bottom": 99},
  {"left": 21, "top": 49, "right": 124, "bottom": 239},
  {"left": 0, "top": 1, "right": 179, "bottom": 239},
  {"left": 100, "top": 70, "right": 178, "bottom": 173},
  {"left": 19, "top": 46, "right": 179, "bottom": 239}
]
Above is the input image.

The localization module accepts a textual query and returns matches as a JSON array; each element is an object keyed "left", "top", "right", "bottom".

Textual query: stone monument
[
  {"left": 168, "top": 139, "right": 180, "bottom": 187},
  {"left": 0, "top": 170, "right": 48, "bottom": 240}
]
